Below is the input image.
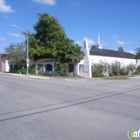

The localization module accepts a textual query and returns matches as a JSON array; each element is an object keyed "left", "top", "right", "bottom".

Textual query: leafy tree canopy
[
  {"left": 5, "top": 43, "right": 26, "bottom": 68},
  {"left": 135, "top": 47, "right": 140, "bottom": 59},
  {"left": 118, "top": 46, "right": 124, "bottom": 52},
  {"left": 29, "top": 13, "right": 66, "bottom": 59}
]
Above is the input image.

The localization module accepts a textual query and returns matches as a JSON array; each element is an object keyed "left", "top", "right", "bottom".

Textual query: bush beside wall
[
  {"left": 92, "top": 61, "right": 138, "bottom": 77},
  {"left": 10, "top": 67, "right": 36, "bottom": 74}
]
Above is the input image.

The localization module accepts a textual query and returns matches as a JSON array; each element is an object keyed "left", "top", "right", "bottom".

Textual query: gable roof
[
  {"left": 35, "top": 58, "right": 53, "bottom": 63},
  {"left": 90, "top": 48, "right": 135, "bottom": 59}
]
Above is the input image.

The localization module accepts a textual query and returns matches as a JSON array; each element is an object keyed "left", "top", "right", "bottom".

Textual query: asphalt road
[{"left": 0, "top": 75, "right": 140, "bottom": 140}]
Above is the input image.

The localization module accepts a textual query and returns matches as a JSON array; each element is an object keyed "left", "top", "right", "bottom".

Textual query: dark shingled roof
[
  {"left": 90, "top": 48, "right": 135, "bottom": 59},
  {"left": 35, "top": 58, "right": 53, "bottom": 63}
]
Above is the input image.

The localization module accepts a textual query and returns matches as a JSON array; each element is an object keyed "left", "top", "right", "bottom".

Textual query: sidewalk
[
  {"left": 129, "top": 75, "right": 140, "bottom": 79},
  {"left": 0, "top": 72, "right": 51, "bottom": 80}
]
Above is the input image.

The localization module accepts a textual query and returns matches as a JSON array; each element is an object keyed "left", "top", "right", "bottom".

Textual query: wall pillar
[
  {"left": 43, "top": 65, "right": 46, "bottom": 72},
  {"left": 52, "top": 64, "right": 55, "bottom": 71},
  {"left": 74, "top": 63, "right": 78, "bottom": 75}
]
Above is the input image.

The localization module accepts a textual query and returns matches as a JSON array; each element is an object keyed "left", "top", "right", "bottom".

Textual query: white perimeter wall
[
  {"left": 89, "top": 55, "right": 138, "bottom": 67},
  {"left": 76, "top": 55, "right": 140, "bottom": 78}
]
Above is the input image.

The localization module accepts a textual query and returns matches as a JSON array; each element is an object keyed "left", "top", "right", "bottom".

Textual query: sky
[{"left": 0, "top": 0, "right": 140, "bottom": 54}]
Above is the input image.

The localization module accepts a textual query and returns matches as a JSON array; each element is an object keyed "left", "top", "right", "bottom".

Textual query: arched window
[
  {"left": 46, "top": 64, "right": 52, "bottom": 71},
  {"left": 10, "top": 64, "right": 13, "bottom": 69}
]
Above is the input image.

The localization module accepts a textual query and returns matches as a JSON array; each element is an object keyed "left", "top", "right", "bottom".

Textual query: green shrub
[
  {"left": 38, "top": 72, "right": 44, "bottom": 75},
  {"left": 10, "top": 68, "right": 18, "bottom": 73},
  {"left": 29, "top": 67, "right": 36, "bottom": 74},
  {"left": 73, "top": 72, "right": 78, "bottom": 77},
  {"left": 17, "top": 70, "right": 21, "bottom": 74},
  {"left": 92, "top": 61, "right": 107, "bottom": 77},
  {"left": 136, "top": 65, "right": 140, "bottom": 73},
  {"left": 15, "top": 67, "right": 36, "bottom": 74},
  {"left": 92, "top": 61, "right": 107, "bottom": 74},
  {"left": 134, "top": 71, "right": 140, "bottom": 74},
  {"left": 109, "top": 72, "right": 114, "bottom": 76},
  {"left": 109, "top": 63, "right": 118, "bottom": 76},
  {"left": 68, "top": 72, "right": 73, "bottom": 77},
  {"left": 17, "top": 69, "right": 26, "bottom": 74},
  {"left": 92, "top": 73, "right": 104, "bottom": 77},
  {"left": 127, "top": 64, "right": 136, "bottom": 72},
  {"left": 57, "top": 70, "right": 66, "bottom": 76},
  {"left": 119, "top": 69, "right": 128, "bottom": 75}
]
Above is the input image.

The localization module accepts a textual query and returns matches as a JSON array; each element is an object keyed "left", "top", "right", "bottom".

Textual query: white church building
[
  {"left": 74, "top": 39, "right": 138, "bottom": 78},
  {"left": 34, "top": 33, "right": 139, "bottom": 78}
]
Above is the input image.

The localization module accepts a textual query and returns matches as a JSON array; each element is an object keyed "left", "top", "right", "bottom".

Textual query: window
[{"left": 46, "top": 64, "right": 52, "bottom": 71}]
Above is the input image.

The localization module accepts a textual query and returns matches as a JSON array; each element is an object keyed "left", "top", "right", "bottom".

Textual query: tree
[
  {"left": 118, "top": 46, "right": 124, "bottom": 52},
  {"left": 53, "top": 37, "right": 84, "bottom": 75},
  {"left": 5, "top": 43, "right": 26, "bottom": 68},
  {"left": 135, "top": 47, "right": 140, "bottom": 59},
  {"left": 29, "top": 13, "right": 66, "bottom": 59},
  {"left": 29, "top": 13, "right": 84, "bottom": 75}
]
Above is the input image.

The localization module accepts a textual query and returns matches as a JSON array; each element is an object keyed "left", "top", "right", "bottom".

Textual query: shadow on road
[{"left": 0, "top": 85, "right": 140, "bottom": 123}]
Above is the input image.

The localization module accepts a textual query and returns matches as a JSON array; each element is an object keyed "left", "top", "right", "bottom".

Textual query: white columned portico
[
  {"left": 43, "top": 65, "right": 46, "bottom": 72},
  {"left": 52, "top": 64, "right": 55, "bottom": 71}
]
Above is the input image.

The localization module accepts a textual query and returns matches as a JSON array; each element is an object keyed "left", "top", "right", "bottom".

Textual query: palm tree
[
  {"left": 118, "top": 46, "right": 124, "bottom": 52},
  {"left": 135, "top": 47, "right": 140, "bottom": 59},
  {"left": 70, "top": 44, "right": 84, "bottom": 63}
]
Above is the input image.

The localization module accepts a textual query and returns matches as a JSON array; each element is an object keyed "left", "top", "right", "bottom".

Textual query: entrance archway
[{"left": 46, "top": 64, "right": 52, "bottom": 71}]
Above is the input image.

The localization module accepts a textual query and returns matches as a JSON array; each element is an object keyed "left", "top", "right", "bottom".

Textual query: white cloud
[
  {"left": 128, "top": 51, "right": 135, "bottom": 54},
  {"left": 84, "top": 37, "right": 96, "bottom": 47},
  {"left": 8, "top": 32, "right": 21, "bottom": 38},
  {"left": 5, "top": 15, "right": 10, "bottom": 18},
  {"left": 32, "top": 0, "right": 56, "bottom": 5},
  {"left": 75, "top": 40, "right": 83, "bottom": 45},
  {"left": 101, "top": 43, "right": 107, "bottom": 46},
  {"left": 69, "top": 0, "right": 80, "bottom": 5},
  {"left": 113, "top": 35, "right": 118, "bottom": 39},
  {"left": 127, "top": 42, "right": 132, "bottom": 45},
  {"left": 0, "top": 36, "right": 6, "bottom": 41},
  {"left": 0, "top": 0, "right": 14, "bottom": 13},
  {"left": 75, "top": 37, "right": 96, "bottom": 48},
  {"left": 134, "top": 41, "right": 138, "bottom": 44},
  {"left": 115, "top": 40, "right": 126, "bottom": 46}
]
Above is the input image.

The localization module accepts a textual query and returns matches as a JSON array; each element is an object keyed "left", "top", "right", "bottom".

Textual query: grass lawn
[
  {"left": 103, "top": 76, "right": 130, "bottom": 80},
  {"left": 29, "top": 74, "right": 49, "bottom": 77}
]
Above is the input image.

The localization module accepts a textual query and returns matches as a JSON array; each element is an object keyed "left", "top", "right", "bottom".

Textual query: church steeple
[{"left": 97, "top": 31, "right": 102, "bottom": 49}]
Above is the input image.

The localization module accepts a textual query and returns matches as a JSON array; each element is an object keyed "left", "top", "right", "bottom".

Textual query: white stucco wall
[
  {"left": 1, "top": 57, "right": 9, "bottom": 72},
  {"left": 5, "top": 60, "right": 9, "bottom": 72},
  {"left": 77, "top": 53, "right": 139, "bottom": 78},
  {"left": 89, "top": 55, "right": 138, "bottom": 67}
]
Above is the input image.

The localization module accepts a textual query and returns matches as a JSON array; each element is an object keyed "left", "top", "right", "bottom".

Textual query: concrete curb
[{"left": 0, "top": 72, "right": 51, "bottom": 80}]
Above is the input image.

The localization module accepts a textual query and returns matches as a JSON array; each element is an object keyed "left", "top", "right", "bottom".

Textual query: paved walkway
[{"left": 0, "top": 72, "right": 51, "bottom": 80}]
